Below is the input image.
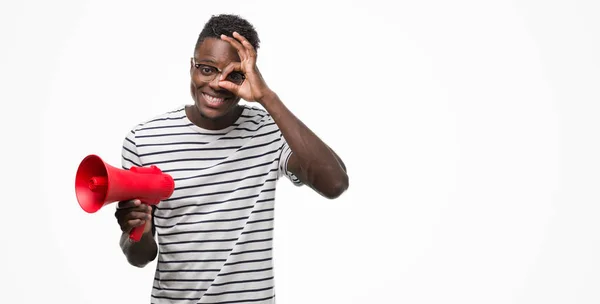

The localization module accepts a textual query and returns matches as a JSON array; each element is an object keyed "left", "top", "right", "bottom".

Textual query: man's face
[{"left": 190, "top": 37, "right": 242, "bottom": 120}]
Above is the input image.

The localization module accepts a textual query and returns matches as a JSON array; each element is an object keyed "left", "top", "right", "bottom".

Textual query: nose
[{"left": 208, "top": 74, "right": 223, "bottom": 91}]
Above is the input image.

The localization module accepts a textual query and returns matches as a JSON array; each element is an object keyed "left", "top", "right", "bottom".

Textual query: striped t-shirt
[{"left": 121, "top": 104, "right": 302, "bottom": 304}]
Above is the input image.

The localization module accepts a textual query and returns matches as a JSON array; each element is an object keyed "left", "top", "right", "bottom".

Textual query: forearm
[
  {"left": 328, "top": 145, "right": 347, "bottom": 172},
  {"left": 259, "top": 91, "right": 348, "bottom": 198},
  {"left": 120, "top": 229, "right": 158, "bottom": 268}
]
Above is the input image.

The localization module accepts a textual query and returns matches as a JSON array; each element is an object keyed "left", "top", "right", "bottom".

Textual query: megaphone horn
[{"left": 75, "top": 154, "right": 174, "bottom": 241}]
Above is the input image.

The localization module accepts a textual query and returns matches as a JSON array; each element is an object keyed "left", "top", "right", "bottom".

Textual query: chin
[
  {"left": 195, "top": 99, "right": 239, "bottom": 120},
  {"left": 197, "top": 104, "right": 227, "bottom": 119}
]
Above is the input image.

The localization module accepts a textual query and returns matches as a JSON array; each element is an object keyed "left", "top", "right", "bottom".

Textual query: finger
[
  {"left": 117, "top": 199, "right": 141, "bottom": 209},
  {"left": 124, "top": 211, "right": 152, "bottom": 221},
  {"left": 220, "top": 62, "right": 242, "bottom": 81},
  {"left": 115, "top": 204, "right": 148, "bottom": 216},
  {"left": 115, "top": 205, "right": 151, "bottom": 220},
  {"left": 124, "top": 219, "right": 146, "bottom": 231},
  {"left": 218, "top": 80, "right": 241, "bottom": 93},
  {"left": 220, "top": 34, "right": 246, "bottom": 60},
  {"left": 232, "top": 32, "right": 257, "bottom": 58},
  {"left": 116, "top": 212, "right": 148, "bottom": 229}
]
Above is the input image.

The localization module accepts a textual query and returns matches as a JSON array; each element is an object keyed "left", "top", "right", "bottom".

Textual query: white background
[{"left": 1, "top": 0, "right": 599, "bottom": 303}]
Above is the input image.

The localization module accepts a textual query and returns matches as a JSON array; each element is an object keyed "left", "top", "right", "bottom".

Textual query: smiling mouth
[{"left": 202, "top": 93, "right": 229, "bottom": 106}]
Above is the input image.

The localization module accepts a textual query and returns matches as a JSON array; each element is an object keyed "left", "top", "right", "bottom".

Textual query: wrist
[
  {"left": 256, "top": 89, "right": 278, "bottom": 107},
  {"left": 257, "top": 90, "right": 281, "bottom": 114}
]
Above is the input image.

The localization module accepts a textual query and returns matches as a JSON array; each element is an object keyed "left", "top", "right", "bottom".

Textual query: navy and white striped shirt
[{"left": 121, "top": 104, "right": 302, "bottom": 304}]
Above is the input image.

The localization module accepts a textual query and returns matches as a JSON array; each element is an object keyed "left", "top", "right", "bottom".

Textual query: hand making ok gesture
[{"left": 218, "top": 32, "right": 273, "bottom": 103}]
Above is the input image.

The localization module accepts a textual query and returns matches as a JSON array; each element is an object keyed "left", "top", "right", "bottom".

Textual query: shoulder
[
  {"left": 131, "top": 106, "right": 188, "bottom": 133},
  {"left": 239, "top": 104, "right": 276, "bottom": 127},
  {"left": 122, "top": 106, "right": 188, "bottom": 143},
  {"left": 121, "top": 106, "right": 187, "bottom": 138}
]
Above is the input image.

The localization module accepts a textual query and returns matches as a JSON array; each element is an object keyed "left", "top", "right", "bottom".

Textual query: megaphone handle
[
  {"left": 129, "top": 199, "right": 157, "bottom": 242},
  {"left": 129, "top": 225, "right": 145, "bottom": 242}
]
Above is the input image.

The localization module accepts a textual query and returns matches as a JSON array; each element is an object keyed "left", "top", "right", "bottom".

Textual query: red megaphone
[{"left": 75, "top": 154, "right": 174, "bottom": 242}]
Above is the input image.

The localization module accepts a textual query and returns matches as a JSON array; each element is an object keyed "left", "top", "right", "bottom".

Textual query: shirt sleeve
[
  {"left": 278, "top": 137, "right": 304, "bottom": 187},
  {"left": 121, "top": 129, "right": 142, "bottom": 170}
]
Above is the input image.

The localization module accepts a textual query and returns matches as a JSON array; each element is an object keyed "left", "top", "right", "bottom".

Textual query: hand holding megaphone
[
  {"left": 115, "top": 199, "right": 153, "bottom": 240},
  {"left": 75, "top": 154, "right": 174, "bottom": 242}
]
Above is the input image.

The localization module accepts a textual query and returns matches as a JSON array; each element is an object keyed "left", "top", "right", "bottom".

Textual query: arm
[
  {"left": 117, "top": 130, "right": 159, "bottom": 267},
  {"left": 218, "top": 32, "right": 349, "bottom": 199},
  {"left": 261, "top": 91, "right": 349, "bottom": 199},
  {"left": 121, "top": 232, "right": 158, "bottom": 268}
]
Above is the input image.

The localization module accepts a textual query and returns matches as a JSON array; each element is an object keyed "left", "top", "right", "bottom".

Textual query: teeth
[{"left": 203, "top": 93, "right": 225, "bottom": 104}]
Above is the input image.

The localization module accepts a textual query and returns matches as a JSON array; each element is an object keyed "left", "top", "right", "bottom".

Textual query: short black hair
[{"left": 195, "top": 14, "right": 260, "bottom": 51}]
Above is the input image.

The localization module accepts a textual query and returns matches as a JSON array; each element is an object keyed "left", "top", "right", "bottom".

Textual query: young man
[{"left": 114, "top": 14, "right": 348, "bottom": 303}]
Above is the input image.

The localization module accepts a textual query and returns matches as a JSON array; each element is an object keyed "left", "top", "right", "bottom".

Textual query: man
[{"left": 115, "top": 14, "right": 348, "bottom": 303}]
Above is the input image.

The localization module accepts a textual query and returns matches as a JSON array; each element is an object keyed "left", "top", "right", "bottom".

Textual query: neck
[{"left": 185, "top": 105, "right": 243, "bottom": 130}]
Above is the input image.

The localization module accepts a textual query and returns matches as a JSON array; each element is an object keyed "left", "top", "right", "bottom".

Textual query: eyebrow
[{"left": 195, "top": 58, "right": 218, "bottom": 65}]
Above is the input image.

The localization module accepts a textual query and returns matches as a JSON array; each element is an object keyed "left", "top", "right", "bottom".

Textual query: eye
[
  {"left": 196, "top": 64, "right": 217, "bottom": 76},
  {"left": 226, "top": 72, "right": 245, "bottom": 84}
]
